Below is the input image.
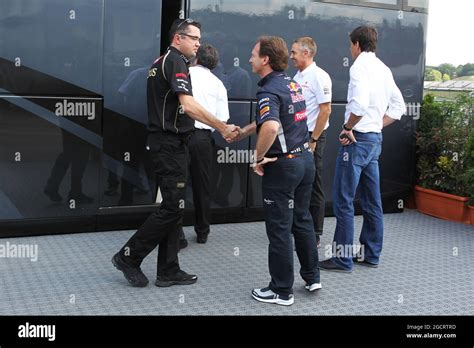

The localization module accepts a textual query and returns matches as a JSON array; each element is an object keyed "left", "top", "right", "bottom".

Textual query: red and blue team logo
[
  {"left": 288, "top": 82, "right": 300, "bottom": 93},
  {"left": 288, "top": 81, "right": 305, "bottom": 103}
]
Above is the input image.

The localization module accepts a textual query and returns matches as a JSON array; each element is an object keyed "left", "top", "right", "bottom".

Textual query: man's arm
[
  {"left": 339, "top": 65, "right": 369, "bottom": 145},
  {"left": 237, "top": 121, "right": 257, "bottom": 141},
  {"left": 178, "top": 94, "right": 237, "bottom": 138},
  {"left": 383, "top": 115, "right": 396, "bottom": 128},
  {"left": 383, "top": 77, "right": 405, "bottom": 129},
  {"left": 311, "top": 102, "right": 331, "bottom": 140},
  {"left": 252, "top": 120, "right": 279, "bottom": 176},
  {"left": 255, "top": 121, "right": 279, "bottom": 161}
]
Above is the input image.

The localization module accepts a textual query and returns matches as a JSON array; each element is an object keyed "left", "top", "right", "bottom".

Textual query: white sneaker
[
  {"left": 304, "top": 282, "right": 322, "bottom": 292},
  {"left": 251, "top": 287, "right": 294, "bottom": 306}
]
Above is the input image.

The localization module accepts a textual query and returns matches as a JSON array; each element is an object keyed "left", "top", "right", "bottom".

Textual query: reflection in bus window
[
  {"left": 403, "top": 0, "right": 428, "bottom": 12},
  {"left": 319, "top": 0, "right": 400, "bottom": 9}
]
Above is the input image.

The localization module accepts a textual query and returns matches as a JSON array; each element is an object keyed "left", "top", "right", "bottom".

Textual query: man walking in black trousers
[{"left": 112, "top": 19, "right": 238, "bottom": 288}]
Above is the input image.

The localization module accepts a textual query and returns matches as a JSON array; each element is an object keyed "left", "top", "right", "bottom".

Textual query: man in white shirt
[
  {"left": 291, "top": 37, "right": 332, "bottom": 248},
  {"left": 319, "top": 26, "right": 405, "bottom": 273},
  {"left": 179, "top": 44, "right": 230, "bottom": 246}
]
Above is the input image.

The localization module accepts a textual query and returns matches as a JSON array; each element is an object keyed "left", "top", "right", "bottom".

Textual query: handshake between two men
[
  {"left": 221, "top": 121, "right": 257, "bottom": 143},
  {"left": 222, "top": 121, "right": 277, "bottom": 177},
  {"left": 179, "top": 95, "right": 272, "bottom": 176}
]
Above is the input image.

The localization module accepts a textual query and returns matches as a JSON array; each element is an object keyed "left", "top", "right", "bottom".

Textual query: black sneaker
[
  {"left": 111, "top": 253, "right": 149, "bottom": 287},
  {"left": 196, "top": 234, "right": 208, "bottom": 244},
  {"left": 251, "top": 287, "right": 294, "bottom": 306},
  {"left": 44, "top": 187, "right": 62, "bottom": 202},
  {"left": 353, "top": 257, "right": 379, "bottom": 268},
  {"left": 155, "top": 270, "right": 197, "bottom": 287},
  {"left": 104, "top": 186, "right": 119, "bottom": 196},
  {"left": 179, "top": 238, "right": 188, "bottom": 250},
  {"left": 319, "top": 259, "right": 352, "bottom": 273}
]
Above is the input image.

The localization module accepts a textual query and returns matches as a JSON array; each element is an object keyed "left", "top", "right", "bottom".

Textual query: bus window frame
[
  {"left": 317, "top": 0, "right": 401, "bottom": 11},
  {"left": 402, "top": 0, "right": 429, "bottom": 13}
]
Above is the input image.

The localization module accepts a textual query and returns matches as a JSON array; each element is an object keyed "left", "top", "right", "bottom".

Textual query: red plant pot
[
  {"left": 414, "top": 185, "right": 469, "bottom": 223},
  {"left": 469, "top": 206, "right": 474, "bottom": 225}
]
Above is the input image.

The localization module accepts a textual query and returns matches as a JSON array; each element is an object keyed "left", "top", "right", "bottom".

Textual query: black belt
[
  {"left": 274, "top": 142, "right": 309, "bottom": 158},
  {"left": 194, "top": 128, "right": 212, "bottom": 132},
  {"left": 150, "top": 131, "right": 193, "bottom": 146}
]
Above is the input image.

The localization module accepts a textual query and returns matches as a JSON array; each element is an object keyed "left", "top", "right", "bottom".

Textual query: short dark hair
[
  {"left": 196, "top": 44, "right": 219, "bottom": 70},
  {"left": 257, "top": 36, "right": 289, "bottom": 72},
  {"left": 350, "top": 26, "right": 378, "bottom": 52},
  {"left": 169, "top": 18, "right": 202, "bottom": 43}
]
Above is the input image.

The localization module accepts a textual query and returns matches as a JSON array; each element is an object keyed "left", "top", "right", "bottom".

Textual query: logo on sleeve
[
  {"left": 323, "top": 86, "right": 330, "bottom": 95},
  {"left": 260, "top": 106, "right": 270, "bottom": 118}
]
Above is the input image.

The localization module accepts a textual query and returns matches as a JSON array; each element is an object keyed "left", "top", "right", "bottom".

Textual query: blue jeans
[
  {"left": 262, "top": 149, "right": 320, "bottom": 296},
  {"left": 331, "top": 131, "right": 383, "bottom": 270}
]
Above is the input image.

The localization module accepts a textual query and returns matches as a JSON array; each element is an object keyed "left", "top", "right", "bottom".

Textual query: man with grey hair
[
  {"left": 291, "top": 37, "right": 332, "bottom": 249},
  {"left": 179, "top": 43, "right": 230, "bottom": 247}
]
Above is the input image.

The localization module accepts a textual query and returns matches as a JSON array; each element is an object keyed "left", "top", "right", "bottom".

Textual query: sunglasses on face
[
  {"left": 179, "top": 33, "right": 201, "bottom": 43},
  {"left": 177, "top": 18, "right": 197, "bottom": 29}
]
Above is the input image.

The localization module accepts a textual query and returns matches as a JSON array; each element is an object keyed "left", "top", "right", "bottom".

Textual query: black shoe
[
  {"left": 353, "top": 257, "right": 379, "bottom": 268},
  {"left": 68, "top": 193, "right": 94, "bottom": 204},
  {"left": 319, "top": 259, "right": 352, "bottom": 273},
  {"left": 44, "top": 187, "right": 62, "bottom": 202},
  {"left": 196, "top": 234, "right": 208, "bottom": 244},
  {"left": 179, "top": 239, "right": 188, "bottom": 250},
  {"left": 104, "top": 186, "right": 119, "bottom": 196},
  {"left": 111, "top": 253, "right": 149, "bottom": 287},
  {"left": 155, "top": 270, "right": 198, "bottom": 287},
  {"left": 134, "top": 187, "right": 149, "bottom": 195}
]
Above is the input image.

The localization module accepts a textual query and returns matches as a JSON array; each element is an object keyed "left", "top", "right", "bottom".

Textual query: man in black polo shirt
[
  {"left": 112, "top": 19, "right": 238, "bottom": 288},
  {"left": 235, "top": 36, "right": 321, "bottom": 305}
]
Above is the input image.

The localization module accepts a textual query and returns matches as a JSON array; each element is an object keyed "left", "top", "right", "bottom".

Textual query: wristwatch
[
  {"left": 309, "top": 136, "right": 318, "bottom": 143},
  {"left": 343, "top": 123, "right": 352, "bottom": 131}
]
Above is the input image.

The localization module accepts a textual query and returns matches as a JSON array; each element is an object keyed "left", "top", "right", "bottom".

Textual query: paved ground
[{"left": 0, "top": 209, "right": 472, "bottom": 315}]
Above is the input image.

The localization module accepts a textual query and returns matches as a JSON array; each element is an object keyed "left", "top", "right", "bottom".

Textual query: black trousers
[
  {"left": 309, "top": 130, "right": 327, "bottom": 236},
  {"left": 189, "top": 129, "right": 213, "bottom": 236},
  {"left": 263, "top": 150, "right": 319, "bottom": 296},
  {"left": 120, "top": 133, "right": 189, "bottom": 277},
  {"left": 45, "top": 130, "right": 90, "bottom": 197}
]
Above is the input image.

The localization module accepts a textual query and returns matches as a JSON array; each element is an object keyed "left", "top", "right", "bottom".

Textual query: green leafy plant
[
  {"left": 416, "top": 93, "right": 474, "bottom": 197},
  {"left": 463, "top": 128, "right": 474, "bottom": 205}
]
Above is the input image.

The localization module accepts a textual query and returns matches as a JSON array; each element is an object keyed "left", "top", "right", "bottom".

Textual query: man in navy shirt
[{"left": 235, "top": 36, "right": 321, "bottom": 306}]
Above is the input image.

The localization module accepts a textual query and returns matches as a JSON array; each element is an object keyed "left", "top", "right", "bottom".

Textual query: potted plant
[
  {"left": 463, "top": 128, "right": 474, "bottom": 224},
  {"left": 415, "top": 93, "right": 473, "bottom": 223}
]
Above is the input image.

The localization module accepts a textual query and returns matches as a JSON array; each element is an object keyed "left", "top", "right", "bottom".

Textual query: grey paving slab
[{"left": 0, "top": 209, "right": 472, "bottom": 315}]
